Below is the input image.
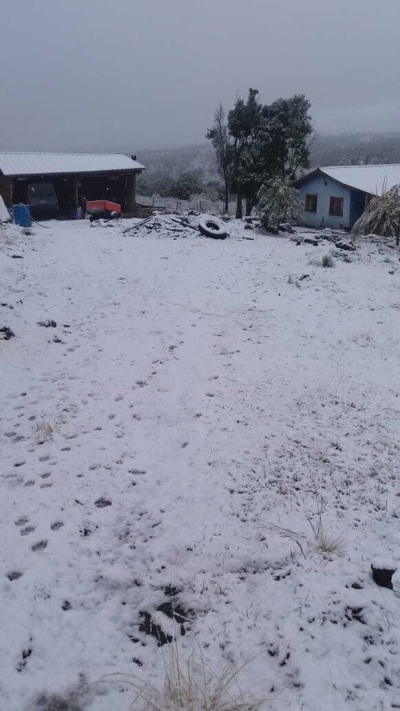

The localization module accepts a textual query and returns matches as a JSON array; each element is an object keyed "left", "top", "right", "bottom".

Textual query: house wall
[{"left": 298, "top": 174, "right": 353, "bottom": 229}]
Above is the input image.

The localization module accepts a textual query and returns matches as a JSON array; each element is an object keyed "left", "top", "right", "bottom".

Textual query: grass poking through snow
[{"left": 96, "top": 642, "right": 264, "bottom": 711}]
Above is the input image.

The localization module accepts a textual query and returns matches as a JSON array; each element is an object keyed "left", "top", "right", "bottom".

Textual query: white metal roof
[
  {"left": 0, "top": 152, "right": 145, "bottom": 177},
  {"left": 319, "top": 165, "right": 400, "bottom": 196}
]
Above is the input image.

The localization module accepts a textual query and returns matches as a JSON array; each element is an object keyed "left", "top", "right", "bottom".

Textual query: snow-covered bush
[
  {"left": 353, "top": 185, "right": 400, "bottom": 243},
  {"left": 258, "top": 178, "right": 302, "bottom": 231},
  {"left": 322, "top": 254, "right": 335, "bottom": 268}
]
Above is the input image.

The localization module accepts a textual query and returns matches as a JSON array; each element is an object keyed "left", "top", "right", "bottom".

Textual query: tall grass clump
[
  {"left": 97, "top": 643, "right": 263, "bottom": 711},
  {"left": 353, "top": 185, "right": 400, "bottom": 244}
]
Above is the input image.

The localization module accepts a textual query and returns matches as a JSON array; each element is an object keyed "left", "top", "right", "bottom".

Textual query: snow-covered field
[{"left": 1, "top": 218, "right": 400, "bottom": 711}]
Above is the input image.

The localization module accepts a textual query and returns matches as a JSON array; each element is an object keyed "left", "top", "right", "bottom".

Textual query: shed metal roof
[
  {"left": 299, "top": 164, "right": 400, "bottom": 196},
  {"left": 0, "top": 152, "right": 145, "bottom": 177}
]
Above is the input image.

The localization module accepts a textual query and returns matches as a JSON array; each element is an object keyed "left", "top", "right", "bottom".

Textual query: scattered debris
[
  {"left": 125, "top": 214, "right": 199, "bottom": 239},
  {"left": 38, "top": 320, "right": 57, "bottom": 328},
  {"left": 336, "top": 239, "right": 356, "bottom": 251}
]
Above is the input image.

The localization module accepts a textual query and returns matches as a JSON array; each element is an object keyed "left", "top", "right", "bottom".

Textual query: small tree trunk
[
  {"left": 236, "top": 189, "right": 243, "bottom": 219},
  {"left": 224, "top": 182, "right": 229, "bottom": 214},
  {"left": 245, "top": 197, "right": 252, "bottom": 217}
]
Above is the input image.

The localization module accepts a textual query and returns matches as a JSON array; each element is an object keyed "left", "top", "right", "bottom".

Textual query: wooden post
[
  {"left": 74, "top": 176, "right": 79, "bottom": 216},
  {"left": 125, "top": 173, "right": 137, "bottom": 213}
]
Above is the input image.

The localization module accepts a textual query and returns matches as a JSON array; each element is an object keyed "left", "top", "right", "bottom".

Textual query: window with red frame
[
  {"left": 329, "top": 197, "right": 344, "bottom": 217},
  {"left": 305, "top": 194, "right": 318, "bottom": 213}
]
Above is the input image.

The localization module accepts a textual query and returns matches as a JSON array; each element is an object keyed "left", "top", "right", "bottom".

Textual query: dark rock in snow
[
  {"left": 371, "top": 563, "right": 397, "bottom": 590},
  {"left": 336, "top": 240, "right": 356, "bottom": 252}
]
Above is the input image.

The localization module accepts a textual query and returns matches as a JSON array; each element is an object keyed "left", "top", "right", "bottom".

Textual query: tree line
[
  {"left": 137, "top": 170, "right": 207, "bottom": 201},
  {"left": 206, "top": 88, "right": 313, "bottom": 218}
]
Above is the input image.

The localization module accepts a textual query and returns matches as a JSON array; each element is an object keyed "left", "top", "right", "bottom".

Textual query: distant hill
[
  {"left": 136, "top": 144, "right": 216, "bottom": 179},
  {"left": 135, "top": 132, "right": 400, "bottom": 186},
  {"left": 310, "top": 132, "right": 400, "bottom": 167}
]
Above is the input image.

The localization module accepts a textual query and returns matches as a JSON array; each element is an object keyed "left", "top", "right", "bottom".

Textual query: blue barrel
[{"left": 13, "top": 204, "right": 31, "bottom": 227}]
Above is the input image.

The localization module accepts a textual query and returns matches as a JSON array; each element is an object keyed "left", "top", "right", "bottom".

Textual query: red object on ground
[{"left": 85, "top": 200, "right": 121, "bottom": 214}]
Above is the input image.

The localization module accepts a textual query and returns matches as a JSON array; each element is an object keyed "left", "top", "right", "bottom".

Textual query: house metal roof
[
  {"left": 0, "top": 152, "right": 145, "bottom": 177},
  {"left": 299, "top": 164, "right": 400, "bottom": 196}
]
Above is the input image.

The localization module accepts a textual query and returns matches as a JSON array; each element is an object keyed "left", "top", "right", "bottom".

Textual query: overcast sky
[{"left": 1, "top": 0, "right": 399, "bottom": 153}]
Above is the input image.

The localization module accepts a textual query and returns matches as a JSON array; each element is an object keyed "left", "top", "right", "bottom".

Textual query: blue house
[{"left": 296, "top": 164, "right": 400, "bottom": 230}]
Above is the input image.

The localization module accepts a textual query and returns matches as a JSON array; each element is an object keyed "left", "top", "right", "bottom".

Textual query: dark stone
[{"left": 371, "top": 565, "right": 396, "bottom": 590}]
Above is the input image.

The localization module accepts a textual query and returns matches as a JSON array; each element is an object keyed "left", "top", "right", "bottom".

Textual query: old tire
[{"left": 198, "top": 217, "right": 227, "bottom": 239}]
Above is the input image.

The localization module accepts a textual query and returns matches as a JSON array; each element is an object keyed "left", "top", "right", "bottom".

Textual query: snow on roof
[
  {"left": 319, "top": 165, "right": 400, "bottom": 196},
  {"left": 0, "top": 152, "right": 145, "bottom": 177}
]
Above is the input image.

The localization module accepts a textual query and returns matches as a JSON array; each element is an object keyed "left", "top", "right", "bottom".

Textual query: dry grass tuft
[
  {"left": 312, "top": 529, "right": 345, "bottom": 556},
  {"left": 34, "top": 414, "right": 66, "bottom": 444},
  {"left": 97, "top": 644, "right": 263, "bottom": 711}
]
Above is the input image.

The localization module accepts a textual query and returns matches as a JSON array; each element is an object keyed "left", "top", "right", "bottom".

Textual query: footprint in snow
[
  {"left": 20, "top": 525, "right": 36, "bottom": 536},
  {"left": 15, "top": 516, "right": 29, "bottom": 527},
  {"left": 50, "top": 521, "right": 64, "bottom": 531},
  {"left": 31, "top": 540, "right": 47, "bottom": 552},
  {"left": 95, "top": 497, "right": 112, "bottom": 508}
]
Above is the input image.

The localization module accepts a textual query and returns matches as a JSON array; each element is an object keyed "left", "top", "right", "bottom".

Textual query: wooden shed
[{"left": 0, "top": 152, "right": 145, "bottom": 217}]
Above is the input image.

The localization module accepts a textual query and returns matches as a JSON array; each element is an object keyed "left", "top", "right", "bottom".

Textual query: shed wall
[{"left": 298, "top": 175, "right": 352, "bottom": 229}]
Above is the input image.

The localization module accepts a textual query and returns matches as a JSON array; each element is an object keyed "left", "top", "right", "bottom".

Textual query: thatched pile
[{"left": 353, "top": 186, "right": 400, "bottom": 243}]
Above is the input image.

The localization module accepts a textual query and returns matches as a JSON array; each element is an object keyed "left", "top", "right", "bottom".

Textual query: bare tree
[{"left": 206, "top": 105, "right": 233, "bottom": 214}]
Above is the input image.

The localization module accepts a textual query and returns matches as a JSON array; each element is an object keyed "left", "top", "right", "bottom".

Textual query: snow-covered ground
[{"left": 1, "top": 218, "right": 400, "bottom": 711}]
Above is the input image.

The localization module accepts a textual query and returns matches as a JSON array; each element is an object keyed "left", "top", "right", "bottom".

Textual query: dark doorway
[{"left": 350, "top": 190, "right": 366, "bottom": 228}]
